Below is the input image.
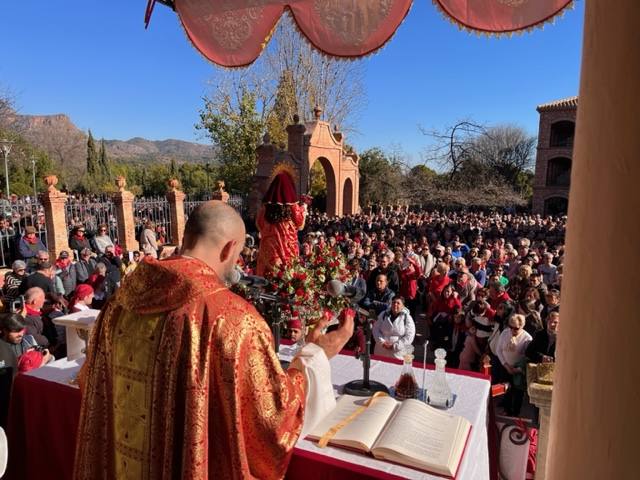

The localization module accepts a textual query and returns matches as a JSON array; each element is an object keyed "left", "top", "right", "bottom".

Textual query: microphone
[
  {"left": 326, "top": 279, "right": 365, "bottom": 303},
  {"left": 229, "top": 269, "right": 269, "bottom": 289}
]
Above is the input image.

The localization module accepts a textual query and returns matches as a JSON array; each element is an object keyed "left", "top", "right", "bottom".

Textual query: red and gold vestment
[{"left": 74, "top": 256, "right": 306, "bottom": 480}]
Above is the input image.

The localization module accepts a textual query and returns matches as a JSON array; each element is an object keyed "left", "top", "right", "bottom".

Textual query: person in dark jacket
[
  {"left": 69, "top": 225, "right": 92, "bottom": 254},
  {"left": 17, "top": 226, "right": 46, "bottom": 270},
  {"left": 362, "top": 274, "right": 395, "bottom": 316},
  {"left": 23, "top": 287, "right": 50, "bottom": 347},
  {"left": 526, "top": 311, "right": 559, "bottom": 363},
  {"left": 97, "top": 245, "right": 122, "bottom": 287},
  {"left": 75, "top": 248, "right": 97, "bottom": 284},
  {"left": 366, "top": 252, "right": 400, "bottom": 294}
]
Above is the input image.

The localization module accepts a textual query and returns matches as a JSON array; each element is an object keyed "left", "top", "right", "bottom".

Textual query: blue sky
[{"left": 0, "top": 1, "right": 584, "bottom": 162}]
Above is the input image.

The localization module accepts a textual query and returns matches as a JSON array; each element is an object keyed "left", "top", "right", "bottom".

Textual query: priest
[
  {"left": 256, "top": 172, "right": 309, "bottom": 276},
  {"left": 74, "top": 200, "right": 352, "bottom": 480}
]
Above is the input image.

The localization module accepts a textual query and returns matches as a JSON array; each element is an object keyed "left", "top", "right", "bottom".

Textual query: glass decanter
[
  {"left": 427, "top": 348, "right": 453, "bottom": 408},
  {"left": 394, "top": 345, "right": 419, "bottom": 400}
]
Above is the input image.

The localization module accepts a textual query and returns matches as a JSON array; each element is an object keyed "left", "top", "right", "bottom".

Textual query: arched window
[
  {"left": 550, "top": 121, "right": 575, "bottom": 148},
  {"left": 546, "top": 157, "right": 572, "bottom": 186},
  {"left": 544, "top": 197, "right": 569, "bottom": 216}
]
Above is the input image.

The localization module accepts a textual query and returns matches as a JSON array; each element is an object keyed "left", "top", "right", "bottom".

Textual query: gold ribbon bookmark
[{"left": 318, "top": 392, "right": 389, "bottom": 448}]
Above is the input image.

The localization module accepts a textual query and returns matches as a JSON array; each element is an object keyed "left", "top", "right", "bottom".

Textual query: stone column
[
  {"left": 40, "top": 175, "right": 70, "bottom": 259},
  {"left": 211, "top": 180, "right": 230, "bottom": 203},
  {"left": 113, "top": 176, "right": 137, "bottom": 253},
  {"left": 527, "top": 363, "right": 554, "bottom": 480},
  {"left": 546, "top": 1, "right": 640, "bottom": 479},
  {"left": 166, "top": 178, "right": 186, "bottom": 247}
]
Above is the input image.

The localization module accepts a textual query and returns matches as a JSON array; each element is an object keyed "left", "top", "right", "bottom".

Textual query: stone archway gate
[{"left": 249, "top": 107, "right": 359, "bottom": 218}]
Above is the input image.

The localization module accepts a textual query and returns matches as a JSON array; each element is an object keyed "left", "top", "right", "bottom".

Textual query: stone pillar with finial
[
  {"left": 113, "top": 176, "right": 137, "bottom": 252},
  {"left": 40, "top": 174, "right": 70, "bottom": 259},
  {"left": 166, "top": 178, "right": 186, "bottom": 247},
  {"left": 211, "top": 180, "right": 230, "bottom": 203}
]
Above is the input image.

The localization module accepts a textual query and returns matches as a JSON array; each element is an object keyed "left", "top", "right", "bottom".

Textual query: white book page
[
  {"left": 307, "top": 394, "right": 399, "bottom": 451},
  {"left": 373, "top": 399, "right": 470, "bottom": 474}
]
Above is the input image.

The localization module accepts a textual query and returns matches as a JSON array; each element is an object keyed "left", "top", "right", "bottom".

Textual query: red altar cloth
[{"left": 3, "top": 361, "right": 414, "bottom": 480}]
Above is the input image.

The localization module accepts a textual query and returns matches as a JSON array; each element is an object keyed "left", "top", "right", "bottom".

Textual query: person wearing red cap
[
  {"left": 256, "top": 173, "right": 309, "bottom": 276},
  {"left": 70, "top": 284, "right": 95, "bottom": 313},
  {"left": 288, "top": 318, "right": 303, "bottom": 343}
]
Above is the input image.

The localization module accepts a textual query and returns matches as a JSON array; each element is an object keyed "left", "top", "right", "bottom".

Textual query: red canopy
[{"left": 166, "top": 0, "right": 574, "bottom": 67}]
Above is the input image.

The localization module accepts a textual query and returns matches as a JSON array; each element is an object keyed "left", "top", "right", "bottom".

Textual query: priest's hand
[{"left": 306, "top": 308, "right": 355, "bottom": 359}]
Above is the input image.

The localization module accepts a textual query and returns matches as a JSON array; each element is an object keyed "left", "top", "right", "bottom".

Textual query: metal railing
[
  {"left": 229, "top": 193, "right": 248, "bottom": 217},
  {"left": 64, "top": 195, "right": 119, "bottom": 242},
  {"left": 133, "top": 196, "right": 172, "bottom": 246},
  {"left": 0, "top": 199, "right": 48, "bottom": 268}
]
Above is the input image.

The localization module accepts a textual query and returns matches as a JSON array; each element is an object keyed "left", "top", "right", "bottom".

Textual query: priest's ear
[{"left": 219, "top": 239, "right": 239, "bottom": 264}]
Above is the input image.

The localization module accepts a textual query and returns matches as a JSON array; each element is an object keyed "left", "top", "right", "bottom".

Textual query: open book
[{"left": 307, "top": 394, "right": 472, "bottom": 478}]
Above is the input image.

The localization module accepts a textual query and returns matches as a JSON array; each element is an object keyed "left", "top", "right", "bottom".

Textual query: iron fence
[
  {"left": 64, "top": 195, "right": 119, "bottom": 242},
  {"left": 133, "top": 196, "right": 172, "bottom": 247},
  {"left": 184, "top": 199, "right": 204, "bottom": 219},
  {"left": 184, "top": 194, "right": 248, "bottom": 221},
  {"left": 229, "top": 193, "right": 249, "bottom": 217},
  {"left": 0, "top": 199, "right": 47, "bottom": 268}
]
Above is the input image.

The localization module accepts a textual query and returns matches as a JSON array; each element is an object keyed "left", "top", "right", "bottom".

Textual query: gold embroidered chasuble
[{"left": 74, "top": 256, "right": 306, "bottom": 480}]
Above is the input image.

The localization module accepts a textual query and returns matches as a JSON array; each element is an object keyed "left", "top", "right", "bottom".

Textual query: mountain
[
  {"left": 104, "top": 137, "right": 213, "bottom": 163},
  {"left": 9, "top": 112, "right": 214, "bottom": 168}
]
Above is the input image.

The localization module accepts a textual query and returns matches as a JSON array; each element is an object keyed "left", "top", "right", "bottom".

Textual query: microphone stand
[
  {"left": 344, "top": 310, "right": 389, "bottom": 397},
  {"left": 247, "top": 288, "right": 291, "bottom": 355}
]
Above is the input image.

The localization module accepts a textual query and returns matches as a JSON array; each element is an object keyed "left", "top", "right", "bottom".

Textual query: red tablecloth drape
[
  {"left": 5, "top": 354, "right": 491, "bottom": 480},
  {"left": 5, "top": 375, "right": 81, "bottom": 480},
  {"left": 4, "top": 366, "right": 407, "bottom": 480}
]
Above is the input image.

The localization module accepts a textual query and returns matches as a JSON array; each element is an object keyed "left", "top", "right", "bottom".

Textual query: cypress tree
[
  {"left": 99, "top": 139, "right": 111, "bottom": 180},
  {"left": 86, "top": 130, "right": 98, "bottom": 175},
  {"left": 170, "top": 158, "right": 177, "bottom": 177}
]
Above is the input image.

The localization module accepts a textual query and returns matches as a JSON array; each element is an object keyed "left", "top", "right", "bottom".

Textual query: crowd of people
[
  {"left": 241, "top": 208, "right": 565, "bottom": 417},
  {"left": 1, "top": 205, "right": 565, "bottom": 422},
  {"left": 0, "top": 193, "right": 173, "bottom": 269},
  {"left": 0, "top": 217, "right": 166, "bottom": 388}
]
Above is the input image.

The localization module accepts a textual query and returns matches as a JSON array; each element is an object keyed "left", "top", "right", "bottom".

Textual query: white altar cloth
[
  {"left": 280, "top": 347, "right": 490, "bottom": 480},
  {"left": 31, "top": 349, "right": 490, "bottom": 479}
]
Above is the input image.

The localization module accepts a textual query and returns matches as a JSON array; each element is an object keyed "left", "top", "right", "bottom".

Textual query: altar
[{"left": 5, "top": 350, "right": 490, "bottom": 480}]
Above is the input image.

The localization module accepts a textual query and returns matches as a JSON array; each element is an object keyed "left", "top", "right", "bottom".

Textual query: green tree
[
  {"left": 197, "top": 89, "right": 264, "bottom": 193},
  {"left": 265, "top": 69, "right": 298, "bottom": 146},
  {"left": 358, "top": 148, "right": 404, "bottom": 206},
  {"left": 0, "top": 128, "right": 54, "bottom": 196},
  {"left": 99, "top": 138, "right": 111, "bottom": 181},
  {"left": 169, "top": 158, "right": 177, "bottom": 178},
  {"left": 86, "top": 130, "right": 98, "bottom": 175}
]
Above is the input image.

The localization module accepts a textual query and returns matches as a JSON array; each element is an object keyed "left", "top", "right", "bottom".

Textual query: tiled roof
[{"left": 536, "top": 96, "right": 578, "bottom": 112}]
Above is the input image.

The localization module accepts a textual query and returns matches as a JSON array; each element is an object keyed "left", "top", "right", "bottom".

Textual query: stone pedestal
[
  {"left": 527, "top": 363, "right": 554, "bottom": 480},
  {"left": 166, "top": 179, "right": 186, "bottom": 247},
  {"left": 211, "top": 180, "right": 229, "bottom": 203},
  {"left": 113, "top": 176, "right": 137, "bottom": 253},
  {"left": 40, "top": 175, "right": 70, "bottom": 259}
]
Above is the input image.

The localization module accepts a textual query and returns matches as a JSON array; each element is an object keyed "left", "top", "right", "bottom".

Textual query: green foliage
[
  {"left": 197, "top": 90, "right": 263, "bottom": 194},
  {"left": 0, "top": 128, "right": 54, "bottom": 196},
  {"left": 99, "top": 138, "right": 111, "bottom": 180},
  {"left": 265, "top": 70, "right": 298, "bottom": 147},
  {"left": 358, "top": 148, "right": 405, "bottom": 205},
  {"left": 86, "top": 130, "right": 98, "bottom": 176},
  {"left": 309, "top": 160, "right": 327, "bottom": 198}
]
